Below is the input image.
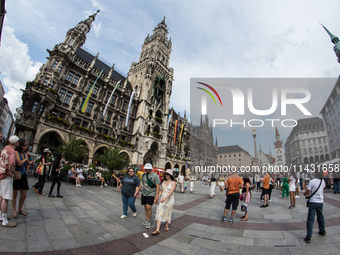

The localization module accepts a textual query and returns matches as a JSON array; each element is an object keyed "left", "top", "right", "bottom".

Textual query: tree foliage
[
  {"left": 55, "top": 135, "right": 89, "bottom": 163},
  {"left": 94, "top": 147, "right": 130, "bottom": 171}
]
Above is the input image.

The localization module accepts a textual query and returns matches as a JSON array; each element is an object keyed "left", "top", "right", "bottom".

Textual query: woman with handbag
[
  {"left": 11, "top": 139, "right": 31, "bottom": 218},
  {"left": 33, "top": 148, "right": 52, "bottom": 195}
]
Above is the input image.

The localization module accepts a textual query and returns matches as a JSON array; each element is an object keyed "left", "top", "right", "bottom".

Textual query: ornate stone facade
[{"left": 16, "top": 12, "right": 215, "bottom": 173}]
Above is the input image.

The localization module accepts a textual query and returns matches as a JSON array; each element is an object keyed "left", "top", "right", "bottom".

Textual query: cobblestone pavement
[{"left": 1, "top": 177, "right": 340, "bottom": 254}]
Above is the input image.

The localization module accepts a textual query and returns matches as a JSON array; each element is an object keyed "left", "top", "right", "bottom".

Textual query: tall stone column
[{"left": 253, "top": 128, "right": 257, "bottom": 158}]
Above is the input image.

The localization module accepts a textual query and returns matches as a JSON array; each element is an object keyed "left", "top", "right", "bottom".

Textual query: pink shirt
[{"left": 0, "top": 145, "right": 16, "bottom": 179}]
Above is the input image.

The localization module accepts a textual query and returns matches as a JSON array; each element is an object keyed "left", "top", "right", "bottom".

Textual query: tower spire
[
  {"left": 321, "top": 23, "right": 339, "bottom": 44},
  {"left": 84, "top": 10, "right": 100, "bottom": 26},
  {"left": 321, "top": 23, "right": 340, "bottom": 63},
  {"left": 275, "top": 126, "right": 279, "bottom": 137}
]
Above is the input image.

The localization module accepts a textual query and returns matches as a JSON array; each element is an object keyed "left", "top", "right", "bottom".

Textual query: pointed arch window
[
  {"left": 37, "top": 104, "right": 45, "bottom": 117},
  {"left": 57, "top": 64, "right": 63, "bottom": 74},
  {"left": 51, "top": 61, "right": 58, "bottom": 70},
  {"left": 31, "top": 101, "right": 39, "bottom": 113},
  {"left": 68, "top": 38, "right": 74, "bottom": 44}
]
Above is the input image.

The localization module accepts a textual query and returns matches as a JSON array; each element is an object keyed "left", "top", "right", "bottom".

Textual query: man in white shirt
[
  {"left": 303, "top": 171, "right": 326, "bottom": 243},
  {"left": 178, "top": 173, "right": 184, "bottom": 193}
]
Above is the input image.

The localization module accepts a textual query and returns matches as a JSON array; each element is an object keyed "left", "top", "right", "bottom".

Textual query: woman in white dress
[
  {"left": 190, "top": 175, "right": 196, "bottom": 193},
  {"left": 75, "top": 165, "right": 84, "bottom": 187},
  {"left": 209, "top": 173, "right": 217, "bottom": 198},
  {"left": 152, "top": 169, "right": 176, "bottom": 235}
]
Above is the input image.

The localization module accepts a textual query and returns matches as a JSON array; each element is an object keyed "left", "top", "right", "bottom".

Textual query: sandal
[
  {"left": 18, "top": 210, "right": 27, "bottom": 216},
  {"left": 240, "top": 218, "right": 248, "bottom": 221},
  {"left": 240, "top": 216, "right": 246, "bottom": 219},
  {"left": 12, "top": 213, "right": 18, "bottom": 219},
  {"left": 164, "top": 226, "right": 169, "bottom": 232},
  {"left": 151, "top": 230, "right": 160, "bottom": 235}
]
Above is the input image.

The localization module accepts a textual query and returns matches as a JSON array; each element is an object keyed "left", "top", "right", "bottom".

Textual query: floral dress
[{"left": 155, "top": 182, "right": 175, "bottom": 223}]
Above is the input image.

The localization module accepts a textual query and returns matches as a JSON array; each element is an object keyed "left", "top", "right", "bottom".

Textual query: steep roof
[{"left": 218, "top": 145, "right": 246, "bottom": 154}]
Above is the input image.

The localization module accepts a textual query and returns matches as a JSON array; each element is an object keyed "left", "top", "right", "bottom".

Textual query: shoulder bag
[
  {"left": 306, "top": 179, "right": 322, "bottom": 207},
  {"left": 14, "top": 153, "right": 26, "bottom": 180},
  {"left": 142, "top": 173, "right": 156, "bottom": 188}
]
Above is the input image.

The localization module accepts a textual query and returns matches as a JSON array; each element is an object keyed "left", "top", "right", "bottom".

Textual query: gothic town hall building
[{"left": 16, "top": 11, "right": 217, "bottom": 174}]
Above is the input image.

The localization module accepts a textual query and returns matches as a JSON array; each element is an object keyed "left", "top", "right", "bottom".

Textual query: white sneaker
[
  {"left": 120, "top": 215, "right": 127, "bottom": 219},
  {"left": 104, "top": 183, "right": 108, "bottom": 187},
  {"left": 133, "top": 212, "right": 137, "bottom": 217},
  {"left": 79, "top": 184, "right": 81, "bottom": 187},
  {"left": 100, "top": 185, "right": 103, "bottom": 188},
  {"left": 76, "top": 184, "right": 79, "bottom": 187},
  {"left": 295, "top": 195, "right": 299, "bottom": 198}
]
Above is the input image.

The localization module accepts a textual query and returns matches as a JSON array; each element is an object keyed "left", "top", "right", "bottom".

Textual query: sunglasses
[{"left": 165, "top": 173, "right": 170, "bottom": 176}]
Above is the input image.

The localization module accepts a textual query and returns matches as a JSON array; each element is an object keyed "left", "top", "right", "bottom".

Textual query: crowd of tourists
[{"left": 0, "top": 134, "right": 333, "bottom": 244}]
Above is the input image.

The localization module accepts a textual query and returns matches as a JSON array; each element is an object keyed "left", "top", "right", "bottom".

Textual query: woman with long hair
[
  {"left": 69, "top": 163, "right": 77, "bottom": 184},
  {"left": 218, "top": 174, "right": 225, "bottom": 195},
  {"left": 33, "top": 148, "right": 52, "bottom": 195},
  {"left": 11, "top": 139, "right": 31, "bottom": 218},
  {"left": 240, "top": 177, "right": 252, "bottom": 221},
  {"left": 152, "top": 169, "right": 176, "bottom": 235},
  {"left": 288, "top": 173, "right": 296, "bottom": 209},
  {"left": 209, "top": 173, "right": 217, "bottom": 198},
  {"left": 48, "top": 154, "right": 63, "bottom": 198},
  {"left": 117, "top": 167, "right": 140, "bottom": 218}
]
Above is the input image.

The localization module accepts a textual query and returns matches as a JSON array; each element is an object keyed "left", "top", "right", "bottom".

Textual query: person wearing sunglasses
[
  {"left": 152, "top": 169, "right": 176, "bottom": 235},
  {"left": 12, "top": 139, "right": 32, "bottom": 219}
]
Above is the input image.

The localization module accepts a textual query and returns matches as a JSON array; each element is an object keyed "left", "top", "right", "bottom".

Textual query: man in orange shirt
[
  {"left": 222, "top": 173, "right": 243, "bottom": 223},
  {"left": 260, "top": 173, "right": 270, "bottom": 208}
]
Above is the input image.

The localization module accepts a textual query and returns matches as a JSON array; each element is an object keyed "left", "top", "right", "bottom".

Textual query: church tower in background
[{"left": 274, "top": 127, "right": 285, "bottom": 167}]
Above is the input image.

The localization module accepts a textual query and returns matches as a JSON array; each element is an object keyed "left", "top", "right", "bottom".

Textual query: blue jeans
[
  {"left": 306, "top": 202, "right": 325, "bottom": 239},
  {"left": 121, "top": 194, "right": 136, "bottom": 216},
  {"left": 334, "top": 180, "right": 340, "bottom": 193}
]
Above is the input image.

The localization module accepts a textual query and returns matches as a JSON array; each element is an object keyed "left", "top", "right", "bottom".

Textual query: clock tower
[
  {"left": 274, "top": 127, "right": 285, "bottom": 167},
  {"left": 128, "top": 17, "right": 174, "bottom": 135}
]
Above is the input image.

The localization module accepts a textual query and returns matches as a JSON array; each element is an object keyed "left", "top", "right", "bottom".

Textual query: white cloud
[
  {"left": 3, "top": 0, "right": 340, "bottom": 155},
  {"left": 93, "top": 22, "right": 102, "bottom": 38},
  {"left": 90, "top": 0, "right": 104, "bottom": 10},
  {"left": 0, "top": 26, "right": 42, "bottom": 113}
]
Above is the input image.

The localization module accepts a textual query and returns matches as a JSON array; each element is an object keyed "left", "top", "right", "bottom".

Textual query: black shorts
[
  {"left": 141, "top": 195, "right": 155, "bottom": 206},
  {"left": 13, "top": 173, "right": 29, "bottom": 191},
  {"left": 225, "top": 192, "right": 239, "bottom": 210},
  {"left": 262, "top": 188, "right": 270, "bottom": 195}
]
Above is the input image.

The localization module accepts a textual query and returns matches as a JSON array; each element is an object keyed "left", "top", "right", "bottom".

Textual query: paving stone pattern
[{"left": 0, "top": 177, "right": 339, "bottom": 254}]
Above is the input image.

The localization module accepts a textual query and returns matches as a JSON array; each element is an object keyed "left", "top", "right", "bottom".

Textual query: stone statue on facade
[{"left": 93, "top": 120, "right": 97, "bottom": 131}]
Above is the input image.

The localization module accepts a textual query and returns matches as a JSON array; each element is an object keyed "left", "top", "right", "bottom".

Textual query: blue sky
[{"left": 1, "top": 0, "right": 340, "bottom": 157}]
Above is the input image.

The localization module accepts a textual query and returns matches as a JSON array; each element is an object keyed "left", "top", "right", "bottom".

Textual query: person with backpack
[{"left": 136, "top": 163, "right": 160, "bottom": 229}]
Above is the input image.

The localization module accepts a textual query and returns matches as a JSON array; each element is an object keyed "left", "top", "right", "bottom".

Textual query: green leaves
[
  {"left": 94, "top": 147, "right": 130, "bottom": 172},
  {"left": 54, "top": 135, "right": 89, "bottom": 163}
]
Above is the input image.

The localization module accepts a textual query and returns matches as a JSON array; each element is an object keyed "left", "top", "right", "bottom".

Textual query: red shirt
[{"left": 0, "top": 145, "right": 16, "bottom": 179}]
